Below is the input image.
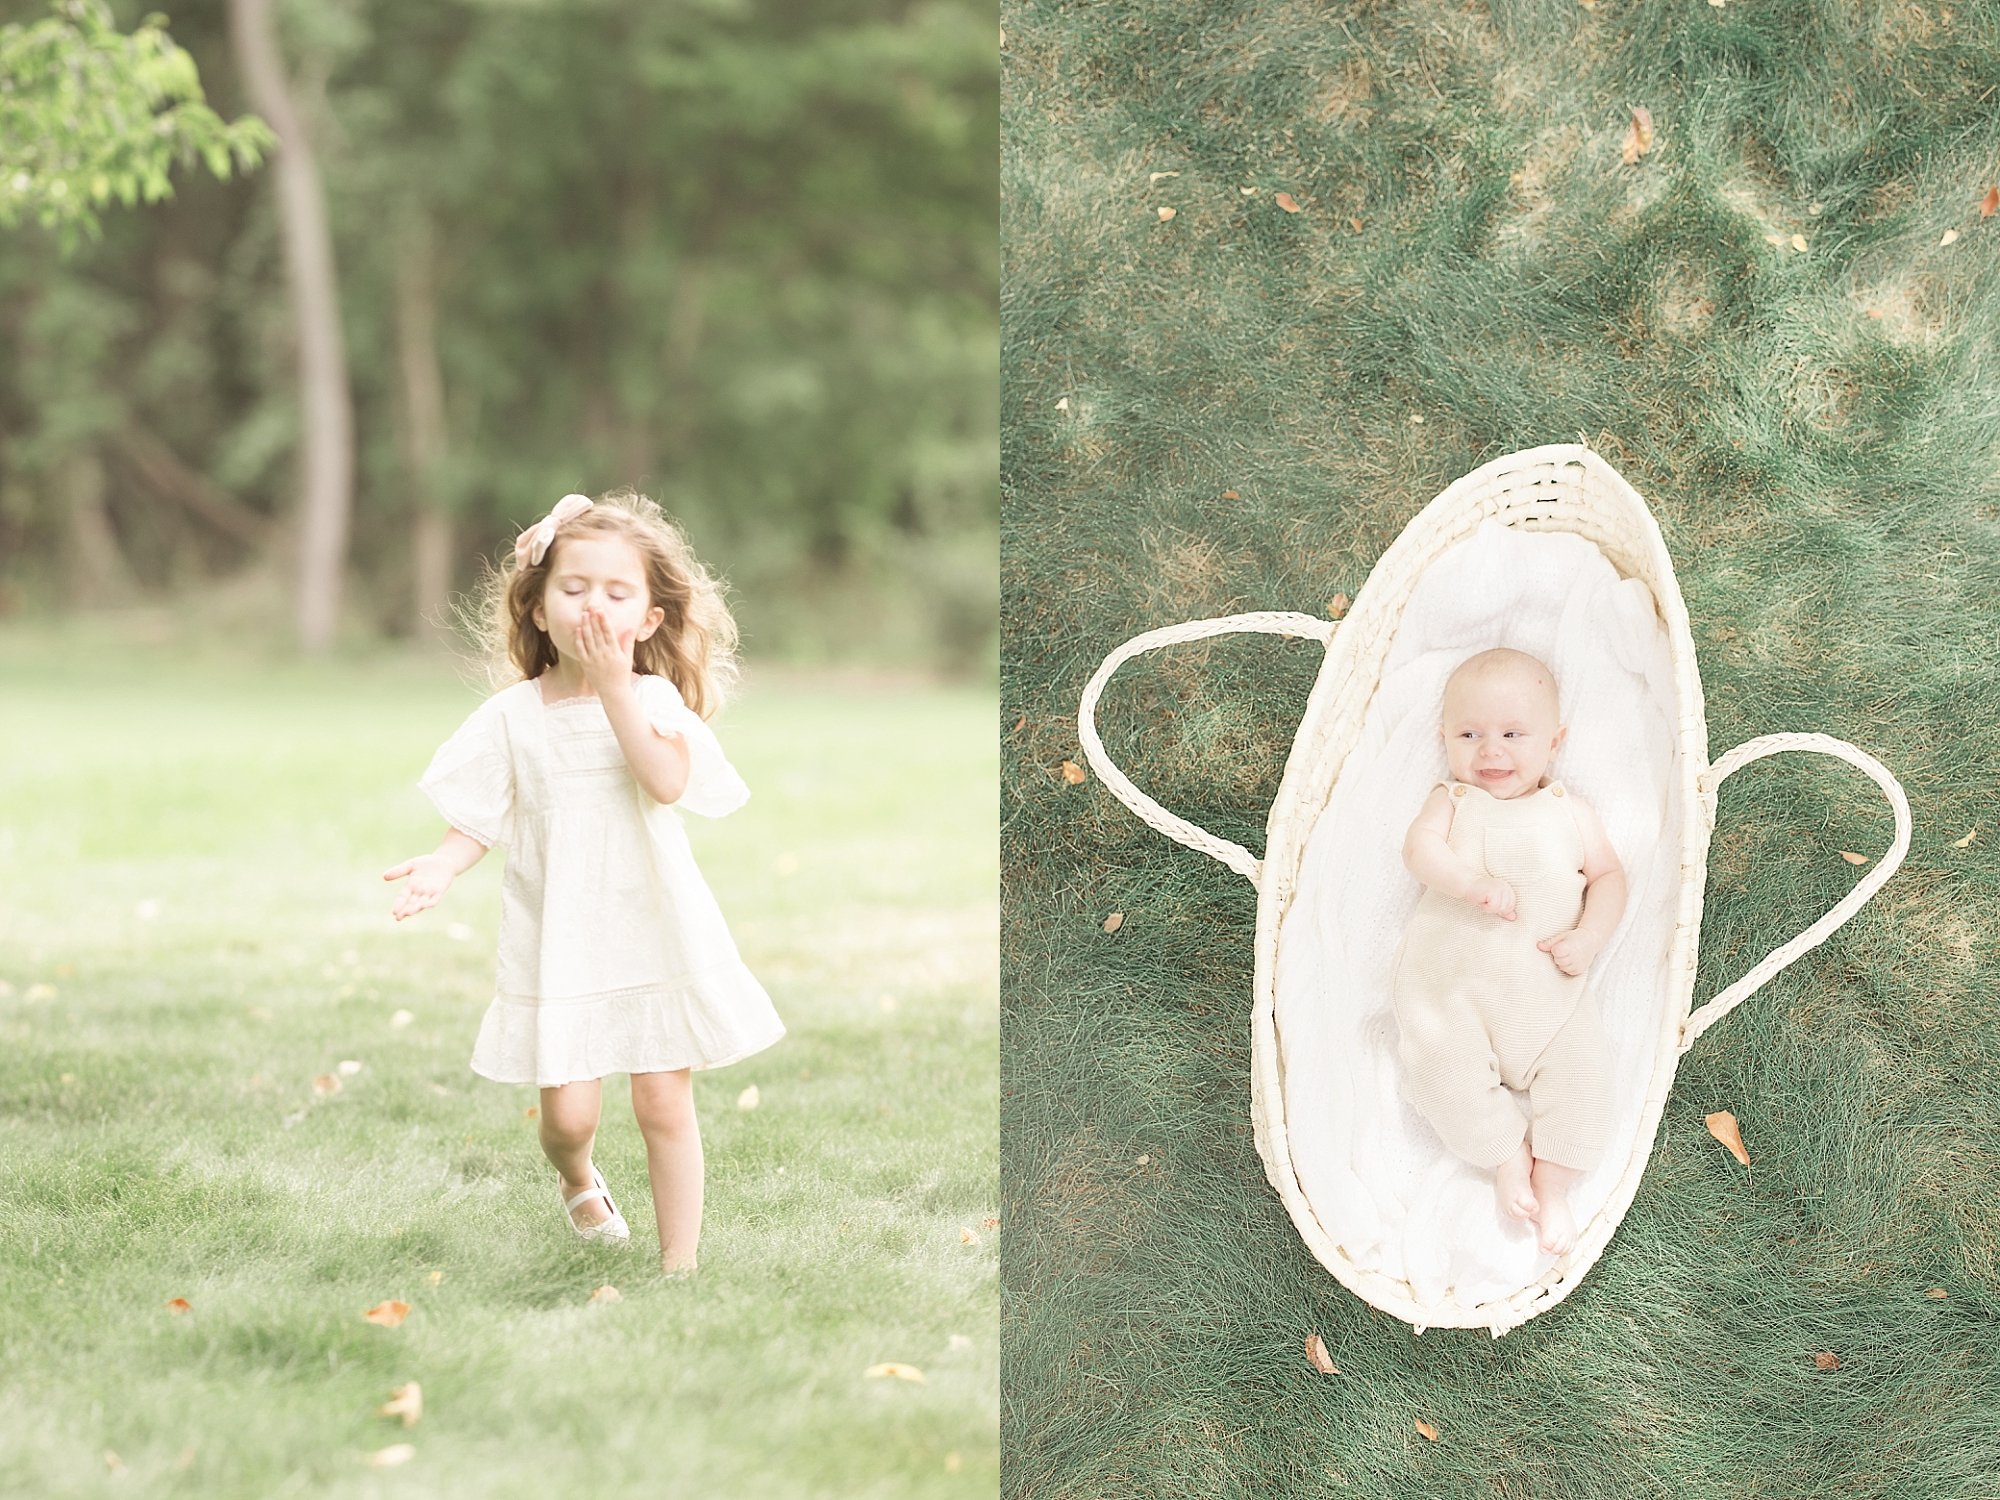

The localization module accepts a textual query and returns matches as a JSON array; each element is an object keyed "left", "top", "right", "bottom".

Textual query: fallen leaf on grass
[
  {"left": 1305, "top": 1333, "right": 1339, "bottom": 1373},
  {"left": 1275, "top": 192, "right": 1301, "bottom": 213},
  {"left": 1055, "top": 396, "right": 1070, "bottom": 411},
  {"left": 1328, "top": 593, "right": 1351, "bottom": 619},
  {"left": 337, "top": 1059, "right": 363, "bottom": 1076},
  {"left": 1705, "top": 1111, "right": 1750, "bottom": 1165},
  {"left": 367, "top": 1444, "right": 415, "bottom": 1468},
  {"left": 1941, "top": 230, "right": 1959, "bottom": 247},
  {"left": 1814, "top": 1351, "right": 1841, "bottom": 1370},
  {"left": 1149, "top": 171, "right": 1179, "bottom": 185},
  {"left": 1012, "top": 715, "right": 1026, "bottom": 733},
  {"left": 378, "top": 1382, "right": 423, "bottom": 1426},
  {"left": 1241, "top": 186, "right": 1259, "bottom": 196},
  {"left": 590, "top": 1285, "right": 622, "bottom": 1304},
  {"left": 1061, "top": 760, "right": 1086, "bottom": 784},
  {"left": 523, "top": 1105, "right": 539, "bottom": 1119},
  {"left": 1926, "top": 1287, "right": 1948, "bottom": 1298},
  {"left": 166, "top": 1297, "right": 190, "bottom": 1315},
  {"left": 1866, "top": 308, "right": 1884, "bottom": 318},
  {"left": 1156, "top": 206, "right": 1177, "bottom": 222},
  {"left": 1840, "top": 851, "right": 1870, "bottom": 865},
  {"left": 1765, "top": 234, "right": 1785, "bottom": 247},
  {"left": 1620, "top": 106, "right": 1654, "bottom": 165},
  {"left": 424, "top": 1270, "right": 443, "bottom": 1287},
  {"left": 1103, "top": 912, "right": 1124, "bottom": 933},
  {"left": 1348, "top": 216, "right": 1364, "bottom": 233},
  {"left": 1790, "top": 234, "right": 1809, "bottom": 252},
  {"left": 737, "top": 1085, "right": 760, "bottom": 1111},
  {"left": 312, "top": 1074, "right": 341, "bottom": 1097},
  {"left": 961, "top": 1227, "right": 982, "bottom": 1245},
  {"left": 865, "top": 1363, "right": 926, "bottom": 1383},
  {"left": 1222, "top": 489, "right": 1240, "bottom": 500},
  {"left": 982, "top": 1217, "right": 999, "bottom": 1231},
  {"left": 1983, "top": 186, "right": 1999, "bottom": 217},
  {"left": 1415, "top": 1419, "right": 1440, "bottom": 1441},
  {"left": 1952, "top": 830, "right": 1976, "bottom": 848},
  {"left": 1136, "top": 1154, "right": 1150, "bottom": 1166},
  {"left": 363, "top": 1301, "right": 411, "bottom": 1328}
]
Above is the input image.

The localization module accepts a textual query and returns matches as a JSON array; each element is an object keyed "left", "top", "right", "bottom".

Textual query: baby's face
[{"left": 1439, "top": 674, "right": 1566, "bottom": 799}]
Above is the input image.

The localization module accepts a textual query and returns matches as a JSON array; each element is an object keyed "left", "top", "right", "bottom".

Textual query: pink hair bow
[{"left": 515, "top": 494, "right": 594, "bottom": 568}]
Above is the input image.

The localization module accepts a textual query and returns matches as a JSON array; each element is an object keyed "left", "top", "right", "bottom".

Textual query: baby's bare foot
[
  {"left": 1494, "top": 1140, "right": 1538, "bottom": 1223},
  {"left": 1530, "top": 1157, "right": 1581, "bottom": 1255}
]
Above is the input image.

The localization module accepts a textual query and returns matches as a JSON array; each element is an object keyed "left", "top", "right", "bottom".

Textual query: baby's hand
[
  {"left": 384, "top": 852, "right": 456, "bottom": 921},
  {"left": 1463, "top": 875, "right": 1518, "bottom": 921},
  {"left": 1537, "top": 928, "right": 1602, "bottom": 976}
]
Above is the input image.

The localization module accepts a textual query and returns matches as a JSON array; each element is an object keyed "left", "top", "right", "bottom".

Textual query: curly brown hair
[{"left": 469, "top": 491, "right": 739, "bottom": 719}]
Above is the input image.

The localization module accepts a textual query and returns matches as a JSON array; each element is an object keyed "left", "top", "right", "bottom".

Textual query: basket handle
[
  {"left": 1679, "top": 733, "right": 1911, "bottom": 1054},
  {"left": 1077, "top": 612, "right": 1339, "bottom": 887}
]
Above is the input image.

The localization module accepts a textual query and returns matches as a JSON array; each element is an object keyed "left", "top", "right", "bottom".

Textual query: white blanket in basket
[{"left": 1274, "top": 520, "right": 1682, "bottom": 1312}]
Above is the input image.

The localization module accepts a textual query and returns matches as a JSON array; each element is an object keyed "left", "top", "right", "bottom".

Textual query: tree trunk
[
  {"left": 60, "top": 448, "right": 135, "bottom": 608},
  {"left": 230, "top": 0, "right": 353, "bottom": 653},
  {"left": 396, "top": 205, "right": 453, "bottom": 641}
]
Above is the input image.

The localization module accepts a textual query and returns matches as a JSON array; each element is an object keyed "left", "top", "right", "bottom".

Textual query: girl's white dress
[{"left": 418, "top": 673, "right": 784, "bottom": 1086}]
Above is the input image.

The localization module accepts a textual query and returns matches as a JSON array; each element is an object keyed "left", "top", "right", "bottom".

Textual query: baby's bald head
[{"left": 1442, "top": 649, "right": 1559, "bottom": 728}]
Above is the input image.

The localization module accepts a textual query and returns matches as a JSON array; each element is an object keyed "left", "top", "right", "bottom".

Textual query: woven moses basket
[{"left": 1078, "top": 444, "right": 1911, "bottom": 1336}]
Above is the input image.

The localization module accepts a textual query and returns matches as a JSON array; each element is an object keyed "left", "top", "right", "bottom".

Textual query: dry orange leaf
[
  {"left": 1329, "top": 593, "right": 1351, "bottom": 619},
  {"left": 1983, "top": 185, "right": 1999, "bottom": 217},
  {"left": 377, "top": 1382, "right": 423, "bottom": 1426},
  {"left": 1926, "top": 1287, "right": 1948, "bottom": 1299},
  {"left": 1415, "top": 1419, "right": 1440, "bottom": 1442},
  {"left": 1348, "top": 216, "right": 1364, "bottom": 233},
  {"left": 1952, "top": 830, "right": 1975, "bottom": 848},
  {"left": 1814, "top": 1351, "right": 1840, "bottom": 1370},
  {"left": 166, "top": 1297, "right": 191, "bottom": 1315},
  {"left": 1012, "top": 714, "right": 1026, "bottom": 733},
  {"left": 1705, "top": 1111, "right": 1750, "bottom": 1165},
  {"left": 1222, "top": 489, "right": 1240, "bottom": 500},
  {"left": 1840, "top": 851, "right": 1869, "bottom": 865},
  {"left": 1620, "top": 106, "right": 1654, "bottom": 166},
  {"left": 982, "top": 1216, "right": 1000, "bottom": 1231},
  {"left": 1061, "top": 760, "right": 1086, "bottom": 785},
  {"left": 523, "top": 1105, "right": 539, "bottom": 1118},
  {"left": 367, "top": 1444, "right": 416, "bottom": 1468},
  {"left": 865, "top": 1363, "right": 927, "bottom": 1383},
  {"left": 590, "top": 1285, "right": 622, "bottom": 1304},
  {"left": 363, "top": 1300, "right": 411, "bottom": 1328},
  {"left": 1157, "top": 206, "right": 1176, "bottom": 222},
  {"left": 1305, "top": 1333, "right": 1339, "bottom": 1374},
  {"left": 1866, "top": 308, "right": 1884, "bottom": 318},
  {"left": 312, "top": 1074, "right": 341, "bottom": 1097},
  {"left": 1275, "top": 192, "right": 1301, "bottom": 213},
  {"left": 1103, "top": 912, "right": 1124, "bottom": 933},
  {"left": 961, "top": 1227, "right": 982, "bottom": 1245}
]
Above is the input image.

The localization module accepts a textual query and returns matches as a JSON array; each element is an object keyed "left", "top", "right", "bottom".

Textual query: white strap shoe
[{"left": 562, "top": 1165, "right": 630, "bottom": 1242}]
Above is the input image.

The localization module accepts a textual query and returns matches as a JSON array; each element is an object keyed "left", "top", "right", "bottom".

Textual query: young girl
[{"left": 383, "top": 491, "right": 783, "bottom": 1275}]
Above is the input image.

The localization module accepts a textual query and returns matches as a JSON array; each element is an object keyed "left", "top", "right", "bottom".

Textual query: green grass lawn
[
  {"left": 0, "top": 628, "right": 997, "bottom": 1498},
  {"left": 1002, "top": 0, "right": 2000, "bottom": 1494}
]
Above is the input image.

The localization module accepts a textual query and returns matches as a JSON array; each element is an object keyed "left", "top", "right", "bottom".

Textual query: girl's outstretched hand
[
  {"left": 573, "top": 605, "right": 636, "bottom": 694},
  {"left": 385, "top": 852, "right": 457, "bottom": 921}
]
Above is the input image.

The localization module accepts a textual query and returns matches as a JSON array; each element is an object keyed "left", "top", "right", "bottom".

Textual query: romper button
[
  {"left": 1452, "top": 785, "right": 1466, "bottom": 797},
  {"left": 1552, "top": 786, "right": 1564, "bottom": 797}
]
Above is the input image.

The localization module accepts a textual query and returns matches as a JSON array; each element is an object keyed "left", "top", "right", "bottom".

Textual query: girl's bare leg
[
  {"left": 631, "top": 1069, "right": 703, "bottom": 1272},
  {"left": 539, "top": 1079, "right": 613, "bottom": 1227},
  {"left": 1529, "top": 1156, "right": 1581, "bottom": 1255}
]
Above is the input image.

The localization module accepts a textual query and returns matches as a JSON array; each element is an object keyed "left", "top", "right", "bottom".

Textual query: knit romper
[{"left": 1389, "top": 779, "right": 1612, "bottom": 1173}]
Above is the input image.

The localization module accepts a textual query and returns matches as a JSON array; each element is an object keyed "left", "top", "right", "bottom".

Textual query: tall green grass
[
  {"left": 1002, "top": 0, "right": 2000, "bottom": 1493},
  {"left": 0, "top": 629, "right": 997, "bottom": 1498}
]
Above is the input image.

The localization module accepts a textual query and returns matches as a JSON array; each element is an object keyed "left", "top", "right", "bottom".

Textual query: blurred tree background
[{"left": 0, "top": 0, "right": 998, "bottom": 671}]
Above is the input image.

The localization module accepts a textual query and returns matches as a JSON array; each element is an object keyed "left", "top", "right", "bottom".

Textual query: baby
[{"left": 1391, "top": 648, "right": 1626, "bottom": 1256}]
